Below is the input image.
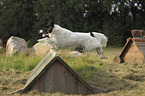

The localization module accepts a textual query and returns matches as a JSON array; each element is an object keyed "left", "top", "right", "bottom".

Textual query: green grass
[
  {"left": 0, "top": 47, "right": 145, "bottom": 96},
  {"left": 0, "top": 54, "right": 42, "bottom": 72}
]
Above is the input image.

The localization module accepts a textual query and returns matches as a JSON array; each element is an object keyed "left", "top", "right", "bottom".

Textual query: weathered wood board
[{"left": 131, "top": 30, "right": 144, "bottom": 37}]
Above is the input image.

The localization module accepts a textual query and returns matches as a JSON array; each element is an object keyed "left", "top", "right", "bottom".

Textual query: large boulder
[
  {"left": 31, "top": 42, "right": 53, "bottom": 56},
  {"left": 6, "top": 36, "right": 29, "bottom": 56}
]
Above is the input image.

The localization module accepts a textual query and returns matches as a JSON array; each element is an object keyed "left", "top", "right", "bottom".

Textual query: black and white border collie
[{"left": 39, "top": 21, "right": 107, "bottom": 55}]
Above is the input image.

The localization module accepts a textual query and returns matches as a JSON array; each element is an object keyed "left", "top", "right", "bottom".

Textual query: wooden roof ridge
[
  {"left": 119, "top": 38, "right": 133, "bottom": 63},
  {"left": 134, "top": 38, "right": 145, "bottom": 56},
  {"left": 22, "top": 50, "right": 93, "bottom": 93}
]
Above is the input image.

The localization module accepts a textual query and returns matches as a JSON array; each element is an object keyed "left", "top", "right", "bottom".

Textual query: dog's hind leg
[{"left": 96, "top": 47, "right": 104, "bottom": 55}]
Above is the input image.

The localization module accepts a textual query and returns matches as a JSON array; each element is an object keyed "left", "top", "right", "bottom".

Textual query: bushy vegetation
[
  {"left": 1, "top": 47, "right": 145, "bottom": 96},
  {"left": 0, "top": 53, "right": 42, "bottom": 72}
]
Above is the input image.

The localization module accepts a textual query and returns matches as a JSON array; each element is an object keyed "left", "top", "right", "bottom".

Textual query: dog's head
[{"left": 39, "top": 20, "right": 54, "bottom": 37}]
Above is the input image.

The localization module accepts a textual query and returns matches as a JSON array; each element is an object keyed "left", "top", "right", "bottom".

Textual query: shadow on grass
[{"left": 73, "top": 65, "right": 138, "bottom": 93}]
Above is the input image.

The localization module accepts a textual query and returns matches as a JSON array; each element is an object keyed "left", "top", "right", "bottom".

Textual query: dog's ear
[{"left": 48, "top": 20, "right": 54, "bottom": 27}]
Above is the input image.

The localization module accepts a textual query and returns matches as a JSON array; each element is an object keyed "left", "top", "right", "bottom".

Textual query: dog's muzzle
[{"left": 39, "top": 29, "right": 49, "bottom": 37}]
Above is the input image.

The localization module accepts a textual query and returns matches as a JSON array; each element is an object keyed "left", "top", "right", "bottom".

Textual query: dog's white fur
[{"left": 39, "top": 24, "right": 107, "bottom": 54}]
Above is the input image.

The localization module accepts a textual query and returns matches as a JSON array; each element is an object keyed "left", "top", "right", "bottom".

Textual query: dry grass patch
[{"left": 0, "top": 47, "right": 145, "bottom": 96}]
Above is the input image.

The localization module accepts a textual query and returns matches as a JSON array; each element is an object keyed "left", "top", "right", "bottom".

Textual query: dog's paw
[{"left": 37, "top": 37, "right": 49, "bottom": 42}]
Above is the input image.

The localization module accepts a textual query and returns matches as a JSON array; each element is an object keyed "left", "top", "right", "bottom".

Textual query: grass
[
  {"left": 0, "top": 47, "right": 145, "bottom": 96},
  {"left": 0, "top": 54, "right": 42, "bottom": 72}
]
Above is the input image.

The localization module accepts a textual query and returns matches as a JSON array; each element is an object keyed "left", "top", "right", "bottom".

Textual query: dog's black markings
[
  {"left": 42, "top": 20, "right": 54, "bottom": 33},
  {"left": 46, "top": 20, "right": 54, "bottom": 33},
  {"left": 90, "top": 32, "right": 95, "bottom": 37},
  {"left": 78, "top": 50, "right": 84, "bottom": 53}
]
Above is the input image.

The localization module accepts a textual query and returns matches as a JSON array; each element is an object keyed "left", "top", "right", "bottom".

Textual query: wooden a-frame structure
[
  {"left": 10, "top": 50, "right": 105, "bottom": 95},
  {"left": 118, "top": 30, "right": 145, "bottom": 64}
]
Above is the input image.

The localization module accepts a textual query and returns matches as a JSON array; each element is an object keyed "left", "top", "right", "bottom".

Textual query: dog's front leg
[
  {"left": 38, "top": 38, "right": 58, "bottom": 49},
  {"left": 47, "top": 39, "right": 59, "bottom": 49}
]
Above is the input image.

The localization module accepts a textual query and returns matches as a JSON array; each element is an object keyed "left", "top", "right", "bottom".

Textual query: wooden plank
[
  {"left": 77, "top": 80, "right": 81, "bottom": 93},
  {"left": 136, "top": 42, "right": 145, "bottom": 45},
  {"left": 50, "top": 62, "right": 57, "bottom": 93},
  {"left": 55, "top": 62, "right": 61, "bottom": 92},
  {"left": 136, "top": 44, "right": 145, "bottom": 47},
  {"left": 132, "top": 42, "right": 136, "bottom": 46},
  {"left": 38, "top": 73, "right": 45, "bottom": 91},
  {"left": 124, "top": 58, "right": 135, "bottom": 63},
  {"left": 119, "top": 38, "right": 133, "bottom": 62},
  {"left": 138, "top": 47, "right": 145, "bottom": 52},
  {"left": 135, "top": 58, "right": 144, "bottom": 64},
  {"left": 131, "top": 30, "right": 143, "bottom": 37},
  {"left": 78, "top": 82, "right": 84, "bottom": 94},
  {"left": 31, "top": 73, "right": 46, "bottom": 91},
  {"left": 138, "top": 47, "right": 145, "bottom": 50},
  {"left": 128, "top": 44, "right": 140, "bottom": 52},
  {"left": 74, "top": 77, "right": 79, "bottom": 94},
  {"left": 56, "top": 61, "right": 66, "bottom": 93},
  {"left": 32, "top": 77, "right": 39, "bottom": 91},
  {"left": 69, "top": 73, "right": 74, "bottom": 94},
  {"left": 113, "top": 56, "right": 121, "bottom": 63},
  {"left": 133, "top": 37, "right": 145, "bottom": 42},
  {"left": 69, "top": 75, "right": 78, "bottom": 94},
  {"left": 58, "top": 63, "right": 66, "bottom": 93},
  {"left": 124, "top": 58, "right": 144, "bottom": 64},
  {"left": 8, "top": 88, "right": 24, "bottom": 94},
  {"left": 125, "top": 51, "right": 144, "bottom": 58},
  {"left": 45, "top": 64, "right": 52, "bottom": 92},
  {"left": 65, "top": 68, "right": 70, "bottom": 94}
]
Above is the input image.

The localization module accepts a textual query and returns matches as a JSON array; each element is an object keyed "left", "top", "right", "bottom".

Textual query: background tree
[
  {"left": 0, "top": 0, "right": 36, "bottom": 46},
  {"left": 0, "top": 0, "right": 145, "bottom": 46},
  {"left": 103, "top": 0, "right": 145, "bottom": 45}
]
